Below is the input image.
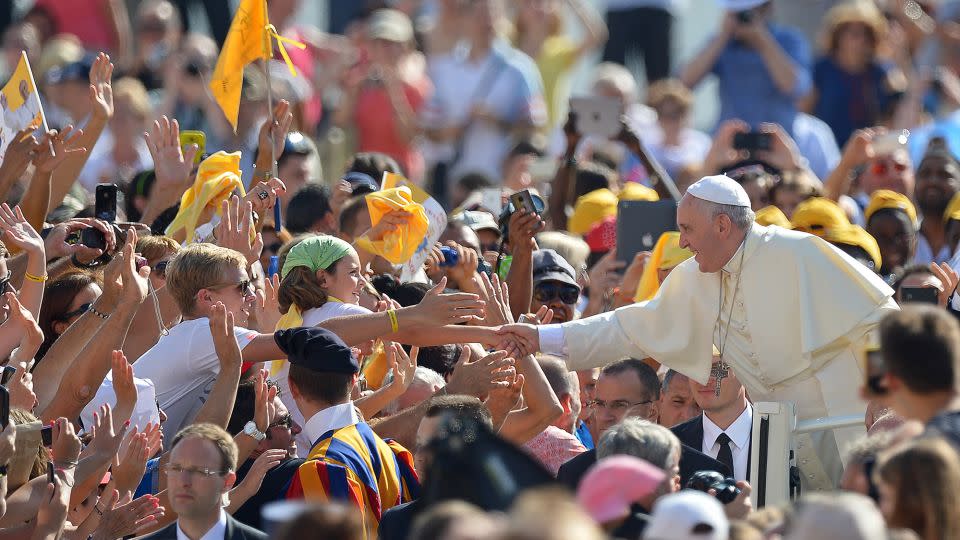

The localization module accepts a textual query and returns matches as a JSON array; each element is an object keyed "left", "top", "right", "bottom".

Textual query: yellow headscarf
[
  {"left": 634, "top": 232, "right": 693, "bottom": 302},
  {"left": 864, "top": 189, "right": 918, "bottom": 226},
  {"left": 164, "top": 151, "right": 245, "bottom": 242}
]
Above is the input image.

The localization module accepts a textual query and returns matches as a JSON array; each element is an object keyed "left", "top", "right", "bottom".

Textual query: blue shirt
[
  {"left": 711, "top": 24, "right": 812, "bottom": 133},
  {"left": 813, "top": 57, "right": 893, "bottom": 147},
  {"left": 575, "top": 420, "right": 594, "bottom": 450}
]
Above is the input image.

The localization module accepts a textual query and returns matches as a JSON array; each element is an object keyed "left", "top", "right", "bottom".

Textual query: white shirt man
[
  {"left": 702, "top": 404, "right": 752, "bottom": 483},
  {"left": 500, "top": 175, "right": 899, "bottom": 489}
]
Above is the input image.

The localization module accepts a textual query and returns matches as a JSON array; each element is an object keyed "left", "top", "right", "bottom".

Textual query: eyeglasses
[
  {"left": 153, "top": 261, "right": 170, "bottom": 279},
  {"left": 269, "top": 413, "right": 293, "bottom": 430},
  {"left": 211, "top": 280, "right": 254, "bottom": 297},
  {"left": 56, "top": 302, "right": 92, "bottom": 322},
  {"left": 162, "top": 464, "right": 228, "bottom": 479},
  {"left": 533, "top": 282, "right": 579, "bottom": 305},
  {"left": 589, "top": 398, "right": 654, "bottom": 411},
  {"left": 870, "top": 159, "right": 909, "bottom": 177}
]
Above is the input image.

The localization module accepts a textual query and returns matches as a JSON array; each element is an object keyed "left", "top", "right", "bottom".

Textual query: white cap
[
  {"left": 686, "top": 175, "right": 751, "bottom": 208},
  {"left": 717, "top": 0, "right": 769, "bottom": 11},
  {"left": 785, "top": 493, "right": 888, "bottom": 540},
  {"left": 645, "top": 491, "right": 729, "bottom": 540}
]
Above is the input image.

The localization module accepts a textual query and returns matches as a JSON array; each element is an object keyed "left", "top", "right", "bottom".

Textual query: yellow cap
[
  {"left": 568, "top": 188, "right": 618, "bottom": 235},
  {"left": 755, "top": 205, "right": 792, "bottom": 228},
  {"left": 634, "top": 232, "right": 693, "bottom": 302},
  {"left": 619, "top": 182, "right": 660, "bottom": 202},
  {"left": 944, "top": 191, "right": 960, "bottom": 223},
  {"left": 829, "top": 225, "right": 882, "bottom": 270},
  {"left": 791, "top": 197, "right": 850, "bottom": 237},
  {"left": 864, "top": 189, "right": 918, "bottom": 226}
]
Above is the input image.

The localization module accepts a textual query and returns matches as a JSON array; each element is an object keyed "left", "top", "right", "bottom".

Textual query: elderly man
[{"left": 501, "top": 174, "right": 899, "bottom": 488}]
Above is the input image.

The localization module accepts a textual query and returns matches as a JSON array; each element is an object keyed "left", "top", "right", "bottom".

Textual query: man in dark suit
[
  {"left": 557, "top": 359, "right": 730, "bottom": 489},
  {"left": 672, "top": 355, "right": 753, "bottom": 482},
  {"left": 139, "top": 423, "right": 266, "bottom": 540}
]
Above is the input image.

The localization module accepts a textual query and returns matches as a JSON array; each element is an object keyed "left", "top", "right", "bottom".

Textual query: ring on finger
[{"left": 257, "top": 190, "right": 269, "bottom": 201}]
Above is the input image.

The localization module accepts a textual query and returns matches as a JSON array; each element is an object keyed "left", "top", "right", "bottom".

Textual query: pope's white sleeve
[{"left": 537, "top": 325, "right": 567, "bottom": 356}]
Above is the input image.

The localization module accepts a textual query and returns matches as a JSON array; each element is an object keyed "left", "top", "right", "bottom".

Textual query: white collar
[
  {"left": 303, "top": 401, "right": 360, "bottom": 446},
  {"left": 176, "top": 508, "right": 227, "bottom": 540},
  {"left": 702, "top": 402, "right": 753, "bottom": 450}
]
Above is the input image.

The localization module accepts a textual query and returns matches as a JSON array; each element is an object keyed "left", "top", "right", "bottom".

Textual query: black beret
[{"left": 273, "top": 327, "right": 358, "bottom": 374}]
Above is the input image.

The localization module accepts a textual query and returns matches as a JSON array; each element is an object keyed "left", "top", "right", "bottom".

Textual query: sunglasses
[
  {"left": 57, "top": 302, "right": 92, "bottom": 322},
  {"left": 870, "top": 159, "right": 909, "bottom": 176},
  {"left": 533, "top": 282, "right": 579, "bottom": 305},
  {"left": 153, "top": 260, "right": 169, "bottom": 279},
  {"left": 212, "top": 280, "right": 254, "bottom": 297},
  {"left": 269, "top": 413, "right": 293, "bottom": 430}
]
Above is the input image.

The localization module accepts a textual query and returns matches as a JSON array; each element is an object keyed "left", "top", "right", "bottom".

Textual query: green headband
[{"left": 281, "top": 235, "right": 353, "bottom": 280}]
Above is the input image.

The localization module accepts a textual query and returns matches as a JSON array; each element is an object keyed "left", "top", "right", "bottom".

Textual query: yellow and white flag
[
  {"left": 0, "top": 52, "right": 44, "bottom": 166},
  {"left": 209, "top": 0, "right": 304, "bottom": 132}
]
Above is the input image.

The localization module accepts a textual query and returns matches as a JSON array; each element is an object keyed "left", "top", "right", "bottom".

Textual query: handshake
[{"left": 488, "top": 308, "right": 552, "bottom": 358}]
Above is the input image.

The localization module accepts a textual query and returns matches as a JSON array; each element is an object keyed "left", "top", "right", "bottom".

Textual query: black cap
[
  {"left": 342, "top": 171, "right": 380, "bottom": 196},
  {"left": 274, "top": 327, "right": 359, "bottom": 374},
  {"left": 45, "top": 54, "right": 95, "bottom": 85},
  {"left": 532, "top": 249, "right": 579, "bottom": 289}
]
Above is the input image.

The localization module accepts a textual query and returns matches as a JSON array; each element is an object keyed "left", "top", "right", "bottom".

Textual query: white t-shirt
[
  {"left": 133, "top": 318, "right": 257, "bottom": 440},
  {"left": 79, "top": 372, "right": 160, "bottom": 434},
  {"left": 275, "top": 301, "right": 371, "bottom": 457}
]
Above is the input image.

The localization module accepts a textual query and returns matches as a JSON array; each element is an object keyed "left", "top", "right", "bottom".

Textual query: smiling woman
[{"left": 36, "top": 271, "right": 101, "bottom": 362}]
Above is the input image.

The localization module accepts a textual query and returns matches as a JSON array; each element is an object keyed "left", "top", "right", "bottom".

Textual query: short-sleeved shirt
[
  {"left": 711, "top": 24, "right": 812, "bottom": 132},
  {"left": 422, "top": 43, "right": 546, "bottom": 182},
  {"left": 524, "top": 426, "right": 587, "bottom": 477},
  {"left": 134, "top": 318, "right": 257, "bottom": 440},
  {"left": 813, "top": 57, "right": 893, "bottom": 147}
]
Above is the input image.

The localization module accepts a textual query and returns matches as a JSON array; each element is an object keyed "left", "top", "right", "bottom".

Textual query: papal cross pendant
[{"left": 711, "top": 360, "right": 730, "bottom": 397}]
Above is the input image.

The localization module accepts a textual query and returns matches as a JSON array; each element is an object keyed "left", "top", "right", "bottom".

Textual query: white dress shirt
[
  {"left": 176, "top": 508, "right": 227, "bottom": 540},
  {"left": 301, "top": 401, "right": 361, "bottom": 453},
  {"left": 702, "top": 404, "right": 753, "bottom": 482}
]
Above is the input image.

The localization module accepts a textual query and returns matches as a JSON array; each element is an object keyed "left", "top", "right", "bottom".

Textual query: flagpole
[
  {"left": 262, "top": 0, "right": 277, "bottom": 180},
  {"left": 20, "top": 51, "right": 49, "bottom": 133}
]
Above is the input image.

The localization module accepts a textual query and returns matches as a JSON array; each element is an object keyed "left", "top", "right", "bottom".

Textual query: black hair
[
  {"left": 286, "top": 184, "right": 333, "bottom": 234},
  {"left": 601, "top": 358, "right": 661, "bottom": 402},
  {"left": 345, "top": 152, "right": 402, "bottom": 181},
  {"left": 125, "top": 169, "right": 156, "bottom": 222},
  {"left": 370, "top": 274, "right": 430, "bottom": 307}
]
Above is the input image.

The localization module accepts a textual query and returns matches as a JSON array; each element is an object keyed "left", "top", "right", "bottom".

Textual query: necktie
[{"left": 716, "top": 432, "right": 734, "bottom": 476}]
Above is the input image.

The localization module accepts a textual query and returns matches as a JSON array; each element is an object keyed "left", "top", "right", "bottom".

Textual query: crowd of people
[{"left": 0, "top": 0, "right": 958, "bottom": 539}]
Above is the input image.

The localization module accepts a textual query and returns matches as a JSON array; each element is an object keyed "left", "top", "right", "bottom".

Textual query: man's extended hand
[{"left": 495, "top": 323, "right": 541, "bottom": 358}]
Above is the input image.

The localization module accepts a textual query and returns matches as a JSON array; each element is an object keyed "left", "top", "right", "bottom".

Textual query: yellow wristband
[
  {"left": 24, "top": 271, "right": 47, "bottom": 283},
  {"left": 387, "top": 309, "right": 399, "bottom": 333}
]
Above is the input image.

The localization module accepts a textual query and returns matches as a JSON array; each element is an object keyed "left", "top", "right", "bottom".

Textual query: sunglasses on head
[{"left": 533, "top": 282, "right": 579, "bottom": 305}]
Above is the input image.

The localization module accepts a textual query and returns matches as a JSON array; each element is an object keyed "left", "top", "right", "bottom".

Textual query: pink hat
[
  {"left": 576, "top": 455, "right": 667, "bottom": 524},
  {"left": 585, "top": 216, "right": 617, "bottom": 253}
]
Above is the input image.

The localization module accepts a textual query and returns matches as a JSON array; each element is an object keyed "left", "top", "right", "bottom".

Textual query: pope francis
[{"left": 499, "top": 175, "right": 899, "bottom": 489}]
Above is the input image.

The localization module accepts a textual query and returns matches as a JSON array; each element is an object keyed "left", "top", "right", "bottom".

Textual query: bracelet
[
  {"left": 24, "top": 271, "right": 48, "bottom": 283},
  {"left": 71, "top": 253, "right": 102, "bottom": 269},
  {"left": 89, "top": 306, "right": 110, "bottom": 319},
  {"left": 387, "top": 309, "right": 399, "bottom": 333}
]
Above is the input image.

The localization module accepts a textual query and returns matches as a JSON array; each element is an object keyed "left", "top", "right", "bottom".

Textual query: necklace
[{"left": 712, "top": 238, "right": 747, "bottom": 396}]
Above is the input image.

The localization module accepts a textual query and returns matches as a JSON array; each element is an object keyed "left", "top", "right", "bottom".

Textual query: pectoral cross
[{"left": 711, "top": 360, "right": 730, "bottom": 397}]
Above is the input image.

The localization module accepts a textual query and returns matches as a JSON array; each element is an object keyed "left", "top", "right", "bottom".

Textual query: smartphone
[
  {"left": 901, "top": 286, "right": 939, "bottom": 304},
  {"left": 179, "top": 130, "right": 206, "bottom": 166},
  {"left": 872, "top": 130, "right": 910, "bottom": 156},
  {"left": 733, "top": 132, "right": 772, "bottom": 152},
  {"left": 509, "top": 190, "right": 539, "bottom": 215},
  {"left": 135, "top": 255, "right": 148, "bottom": 271},
  {"left": 0, "top": 365, "right": 15, "bottom": 386},
  {"left": 864, "top": 347, "right": 888, "bottom": 395},
  {"left": 0, "top": 385, "right": 7, "bottom": 429},
  {"left": 40, "top": 425, "right": 53, "bottom": 447},
  {"left": 47, "top": 461, "right": 55, "bottom": 484},
  {"left": 569, "top": 96, "right": 622, "bottom": 138},
  {"left": 95, "top": 184, "right": 118, "bottom": 223},
  {"left": 80, "top": 227, "right": 106, "bottom": 250}
]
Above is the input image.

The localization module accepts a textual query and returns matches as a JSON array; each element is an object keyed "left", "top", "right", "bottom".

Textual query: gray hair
[
  {"left": 597, "top": 418, "right": 681, "bottom": 472},
  {"left": 383, "top": 367, "right": 446, "bottom": 415},
  {"left": 705, "top": 200, "right": 756, "bottom": 230}
]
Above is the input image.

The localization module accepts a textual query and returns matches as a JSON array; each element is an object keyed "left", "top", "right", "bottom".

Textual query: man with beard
[{"left": 915, "top": 138, "right": 960, "bottom": 265}]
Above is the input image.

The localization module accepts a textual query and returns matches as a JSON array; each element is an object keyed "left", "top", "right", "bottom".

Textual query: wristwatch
[{"left": 243, "top": 421, "right": 266, "bottom": 441}]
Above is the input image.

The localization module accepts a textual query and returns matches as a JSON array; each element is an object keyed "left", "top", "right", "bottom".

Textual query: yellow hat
[
  {"left": 619, "top": 182, "right": 660, "bottom": 202},
  {"left": 864, "top": 189, "right": 918, "bottom": 226},
  {"left": 634, "top": 232, "right": 693, "bottom": 302},
  {"left": 828, "top": 225, "right": 882, "bottom": 270},
  {"left": 569, "top": 188, "right": 618, "bottom": 235},
  {"left": 944, "top": 191, "right": 960, "bottom": 223},
  {"left": 755, "top": 205, "right": 792, "bottom": 228},
  {"left": 791, "top": 197, "right": 850, "bottom": 237}
]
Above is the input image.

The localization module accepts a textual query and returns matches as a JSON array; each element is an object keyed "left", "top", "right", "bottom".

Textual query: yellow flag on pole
[
  {"left": 0, "top": 51, "right": 45, "bottom": 167},
  {"left": 209, "top": 0, "right": 305, "bottom": 132}
]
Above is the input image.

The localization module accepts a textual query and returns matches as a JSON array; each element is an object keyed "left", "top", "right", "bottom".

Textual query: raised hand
[
  {"left": 89, "top": 52, "right": 115, "bottom": 120},
  {"left": 42, "top": 218, "right": 111, "bottom": 261},
  {"left": 479, "top": 272, "right": 513, "bottom": 326},
  {"left": 93, "top": 491, "right": 164, "bottom": 540},
  {"left": 385, "top": 343, "right": 418, "bottom": 394},
  {"left": 587, "top": 251, "right": 626, "bottom": 296},
  {"left": 257, "top": 99, "right": 294, "bottom": 166},
  {"left": 361, "top": 208, "right": 413, "bottom": 242},
  {"left": 243, "top": 177, "right": 286, "bottom": 216},
  {"left": 233, "top": 448, "right": 285, "bottom": 500},
  {"left": 0, "top": 203, "right": 43, "bottom": 255},
  {"left": 51, "top": 416, "right": 82, "bottom": 464},
  {"left": 755, "top": 123, "right": 804, "bottom": 173},
  {"left": 34, "top": 475, "right": 69, "bottom": 539},
  {"left": 210, "top": 302, "right": 242, "bottom": 372},
  {"left": 5, "top": 292, "right": 42, "bottom": 345},
  {"left": 0, "top": 128, "right": 39, "bottom": 181},
  {"left": 216, "top": 195, "right": 262, "bottom": 266},
  {"left": 145, "top": 116, "right": 198, "bottom": 190},
  {"left": 32, "top": 126, "right": 86, "bottom": 173},
  {"left": 495, "top": 323, "right": 541, "bottom": 358},
  {"left": 86, "top": 404, "right": 130, "bottom": 460},
  {"left": 518, "top": 305, "right": 554, "bottom": 326},
  {"left": 113, "top": 430, "right": 150, "bottom": 494},
  {"left": 506, "top": 208, "right": 542, "bottom": 255},
  {"left": 411, "top": 277, "right": 485, "bottom": 325},
  {"left": 443, "top": 241, "right": 479, "bottom": 288},
  {"left": 6, "top": 361, "right": 36, "bottom": 411},
  {"left": 930, "top": 261, "right": 959, "bottom": 307},
  {"left": 118, "top": 228, "right": 150, "bottom": 304},
  {"left": 111, "top": 350, "right": 137, "bottom": 425},
  {"left": 253, "top": 368, "right": 278, "bottom": 433},
  {"left": 446, "top": 348, "right": 517, "bottom": 398}
]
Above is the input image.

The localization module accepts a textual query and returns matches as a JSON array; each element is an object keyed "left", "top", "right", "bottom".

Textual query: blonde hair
[
  {"left": 136, "top": 234, "right": 180, "bottom": 263},
  {"left": 877, "top": 438, "right": 960, "bottom": 540},
  {"left": 112, "top": 77, "right": 151, "bottom": 119},
  {"left": 646, "top": 78, "right": 694, "bottom": 111},
  {"left": 166, "top": 243, "right": 246, "bottom": 316},
  {"left": 591, "top": 62, "right": 638, "bottom": 104},
  {"left": 171, "top": 423, "right": 239, "bottom": 472}
]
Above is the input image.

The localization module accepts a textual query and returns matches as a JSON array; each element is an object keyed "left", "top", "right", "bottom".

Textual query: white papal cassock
[{"left": 538, "top": 223, "right": 899, "bottom": 489}]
